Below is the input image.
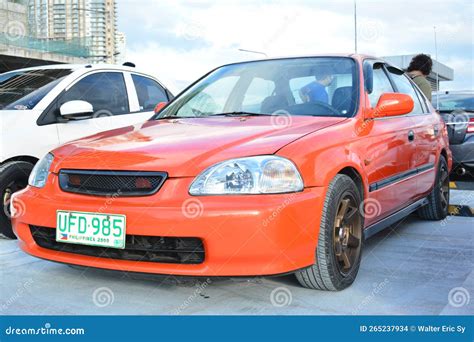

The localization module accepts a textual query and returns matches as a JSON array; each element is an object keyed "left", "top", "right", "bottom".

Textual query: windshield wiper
[
  {"left": 211, "top": 111, "right": 273, "bottom": 117},
  {"left": 154, "top": 111, "right": 273, "bottom": 121}
]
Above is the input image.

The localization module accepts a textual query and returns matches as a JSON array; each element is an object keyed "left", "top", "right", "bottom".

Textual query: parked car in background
[
  {"left": 435, "top": 90, "right": 474, "bottom": 177},
  {"left": 12, "top": 55, "right": 451, "bottom": 290},
  {"left": 0, "top": 64, "right": 173, "bottom": 238}
]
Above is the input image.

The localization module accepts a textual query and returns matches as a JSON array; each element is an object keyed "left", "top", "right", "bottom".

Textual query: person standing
[{"left": 407, "top": 54, "right": 433, "bottom": 102}]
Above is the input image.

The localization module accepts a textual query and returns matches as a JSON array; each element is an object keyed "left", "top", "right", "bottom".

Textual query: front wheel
[
  {"left": 0, "top": 161, "right": 34, "bottom": 239},
  {"left": 418, "top": 156, "right": 449, "bottom": 220},
  {"left": 295, "top": 174, "right": 363, "bottom": 291}
]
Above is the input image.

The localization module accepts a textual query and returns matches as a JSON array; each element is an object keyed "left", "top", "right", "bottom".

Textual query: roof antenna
[
  {"left": 354, "top": 0, "right": 358, "bottom": 53},
  {"left": 123, "top": 62, "right": 135, "bottom": 68},
  {"left": 433, "top": 26, "right": 439, "bottom": 110}
]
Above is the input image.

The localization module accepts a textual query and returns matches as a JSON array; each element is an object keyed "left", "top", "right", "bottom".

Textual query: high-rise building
[{"left": 28, "top": 0, "right": 121, "bottom": 64}]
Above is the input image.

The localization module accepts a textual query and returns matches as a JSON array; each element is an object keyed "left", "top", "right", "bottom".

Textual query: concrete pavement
[{"left": 1, "top": 215, "right": 472, "bottom": 315}]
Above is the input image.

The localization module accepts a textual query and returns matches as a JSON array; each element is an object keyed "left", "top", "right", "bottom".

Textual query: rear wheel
[
  {"left": 418, "top": 156, "right": 449, "bottom": 220},
  {"left": 0, "top": 161, "right": 34, "bottom": 239},
  {"left": 295, "top": 174, "right": 363, "bottom": 291}
]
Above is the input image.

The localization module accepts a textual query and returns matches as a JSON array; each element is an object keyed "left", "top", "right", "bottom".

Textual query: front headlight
[
  {"left": 189, "top": 156, "right": 304, "bottom": 195},
  {"left": 28, "top": 153, "right": 54, "bottom": 188}
]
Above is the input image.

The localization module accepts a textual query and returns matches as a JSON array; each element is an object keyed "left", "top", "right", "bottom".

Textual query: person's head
[
  {"left": 407, "top": 54, "right": 433, "bottom": 76},
  {"left": 315, "top": 69, "right": 334, "bottom": 86}
]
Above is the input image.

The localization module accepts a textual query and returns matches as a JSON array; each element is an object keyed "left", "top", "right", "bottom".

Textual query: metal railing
[{"left": 0, "top": 33, "right": 91, "bottom": 58}]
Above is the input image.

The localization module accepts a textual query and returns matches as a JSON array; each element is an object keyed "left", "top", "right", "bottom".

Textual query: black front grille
[
  {"left": 30, "top": 226, "right": 205, "bottom": 264},
  {"left": 58, "top": 170, "right": 167, "bottom": 196}
]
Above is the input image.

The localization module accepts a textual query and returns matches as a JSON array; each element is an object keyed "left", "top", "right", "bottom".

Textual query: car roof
[
  {"left": 1, "top": 63, "right": 141, "bottom": 74},
  {"left": 433, "top": 90, "right": 474, "bottom": 95},
  {"left": 214, "top": 53, "right": 392, "bottom": 71}
]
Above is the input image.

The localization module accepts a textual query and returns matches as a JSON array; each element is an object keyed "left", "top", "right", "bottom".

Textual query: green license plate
[{"left": 56, "top": 210, "right": 126, "bottom": 249}]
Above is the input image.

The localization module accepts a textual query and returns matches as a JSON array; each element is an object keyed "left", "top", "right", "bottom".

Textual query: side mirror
[
  {"left": 59, "top": 100, "right": 94, "bottom": 119},
  {"left": 154, "top": 101, "right": 168, "bottom": 114},
  {"left": 373, "top": 93, "right": 414, "bottom": 118}
]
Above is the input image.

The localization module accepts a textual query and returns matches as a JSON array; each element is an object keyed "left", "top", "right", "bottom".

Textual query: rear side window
[
  {"left": 131, "top": 74, "right": 168, "bottom": 112},
  {"left": 61, "top": 72, "right": 129, "bottom": 115},
  {"left": 387, "top": 68, "right": 424, "bottom": 115},
  {"left": 368, "top": 64, "right": 394, "bottom": 107}
]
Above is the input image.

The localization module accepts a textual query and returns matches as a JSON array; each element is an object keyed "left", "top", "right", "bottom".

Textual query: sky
[{"left": 118, "top": 0, "right": 473, "bottom": 93}]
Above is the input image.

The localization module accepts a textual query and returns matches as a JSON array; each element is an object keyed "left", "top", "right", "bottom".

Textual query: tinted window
[
  {"left": 61, "top": 72, "right": 129, "bottom": 115},
  {"left": 387, "top": 68, "right": 424, "bottom": 115},
  {"left": 131, "top": 74, "right": 168, "bottom": 111},
  {"left": 368, "top": 64, "right": 394, "bottom": 107},
  {"left": 157, "top": 57, "right": 358, "bottom": 119},
  {"left": 436, "top": 93, "right": 474, "bottom": 112},
  {"left": 1, "top": 69, "right": 72, "bottom": 110}
]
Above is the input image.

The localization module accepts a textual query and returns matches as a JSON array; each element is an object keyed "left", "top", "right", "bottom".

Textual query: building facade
[{"left": 28, "top": 0, "right": 120, "bottom": 63}]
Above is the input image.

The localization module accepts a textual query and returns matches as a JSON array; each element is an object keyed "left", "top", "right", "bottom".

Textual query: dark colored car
[{"left": 435, "top": 91, "right": 474, "bottom": 176}]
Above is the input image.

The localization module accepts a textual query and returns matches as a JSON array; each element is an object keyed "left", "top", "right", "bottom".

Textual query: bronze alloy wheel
[
  {"left": 439, "top": 163, "right": 450, "bottom": 212},
  {"left": 295, "top": 174, "right": 363, "bottom": 290},
  {"left": 333, "top": 193, "right": 362, "bottom": 276}
]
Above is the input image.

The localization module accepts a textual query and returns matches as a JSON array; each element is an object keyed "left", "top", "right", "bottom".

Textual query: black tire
[
  {"left": 295, "top": 174, "right": 364, "bottom": 291},
  {"left": 418, "top": 156, "right": 449, "bottom": 220},
  {"left": 0, "top": 161, "right": 35, "bottom": 239}
]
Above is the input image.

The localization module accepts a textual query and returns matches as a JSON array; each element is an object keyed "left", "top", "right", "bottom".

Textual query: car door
[
  {"left": 362, "top": 62, "right": 419, "bottom": 224},
  {"left": 386, "top": 68, "right": 436, "bottom": 197},
  {"left": 56, "top": 71, "right": 155, "bottom": 145}
]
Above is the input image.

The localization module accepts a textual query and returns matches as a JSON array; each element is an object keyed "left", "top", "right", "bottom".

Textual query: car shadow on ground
[{"left": 64, "top": 216, "right": 416, "bottom": 291}]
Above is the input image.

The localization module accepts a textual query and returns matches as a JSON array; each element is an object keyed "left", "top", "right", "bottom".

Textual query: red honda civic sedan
[{"left": 12, "top": 54, "right": 451, "bottom": 290}]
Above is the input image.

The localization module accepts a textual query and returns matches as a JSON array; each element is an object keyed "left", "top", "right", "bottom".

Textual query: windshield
[
  {"left": 156, "top": 57, "right": 358, "bottom": 119},
  {"left": 0, "top": 68, "right": 72, "bottom": 110},
  {"left": 436, "top": 93, "right": 474, "bottom": 112}
]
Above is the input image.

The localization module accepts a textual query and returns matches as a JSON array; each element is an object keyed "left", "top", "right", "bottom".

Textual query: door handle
[{"left": 408, "top": 130, "right": 415, "bottom": 142}]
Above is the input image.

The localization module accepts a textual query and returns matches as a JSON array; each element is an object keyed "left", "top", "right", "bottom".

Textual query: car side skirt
[{"left": 363, "top": 197, "right": 429, "bottom": 239}]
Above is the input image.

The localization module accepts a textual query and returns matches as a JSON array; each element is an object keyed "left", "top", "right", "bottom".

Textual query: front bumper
[
  {"left": 12, "top": 175, "right": 325, "bottom": 276},
  {"left": 451, "top": 134, "right": 474, "bottom": 168}
]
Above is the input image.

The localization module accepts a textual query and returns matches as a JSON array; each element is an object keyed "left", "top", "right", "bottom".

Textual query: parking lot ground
[{"left": 1, "top": 215, "right": 472, "bottom": 316}]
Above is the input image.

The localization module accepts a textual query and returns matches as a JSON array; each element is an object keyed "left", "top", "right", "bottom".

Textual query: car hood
[{"left": 52, "top": 116, "right": 346, "bottom": 177}]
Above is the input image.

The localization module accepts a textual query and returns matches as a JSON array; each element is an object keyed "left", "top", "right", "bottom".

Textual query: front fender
[{"left": 277, "top": 119, "right": 368, "bottom": 195}]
